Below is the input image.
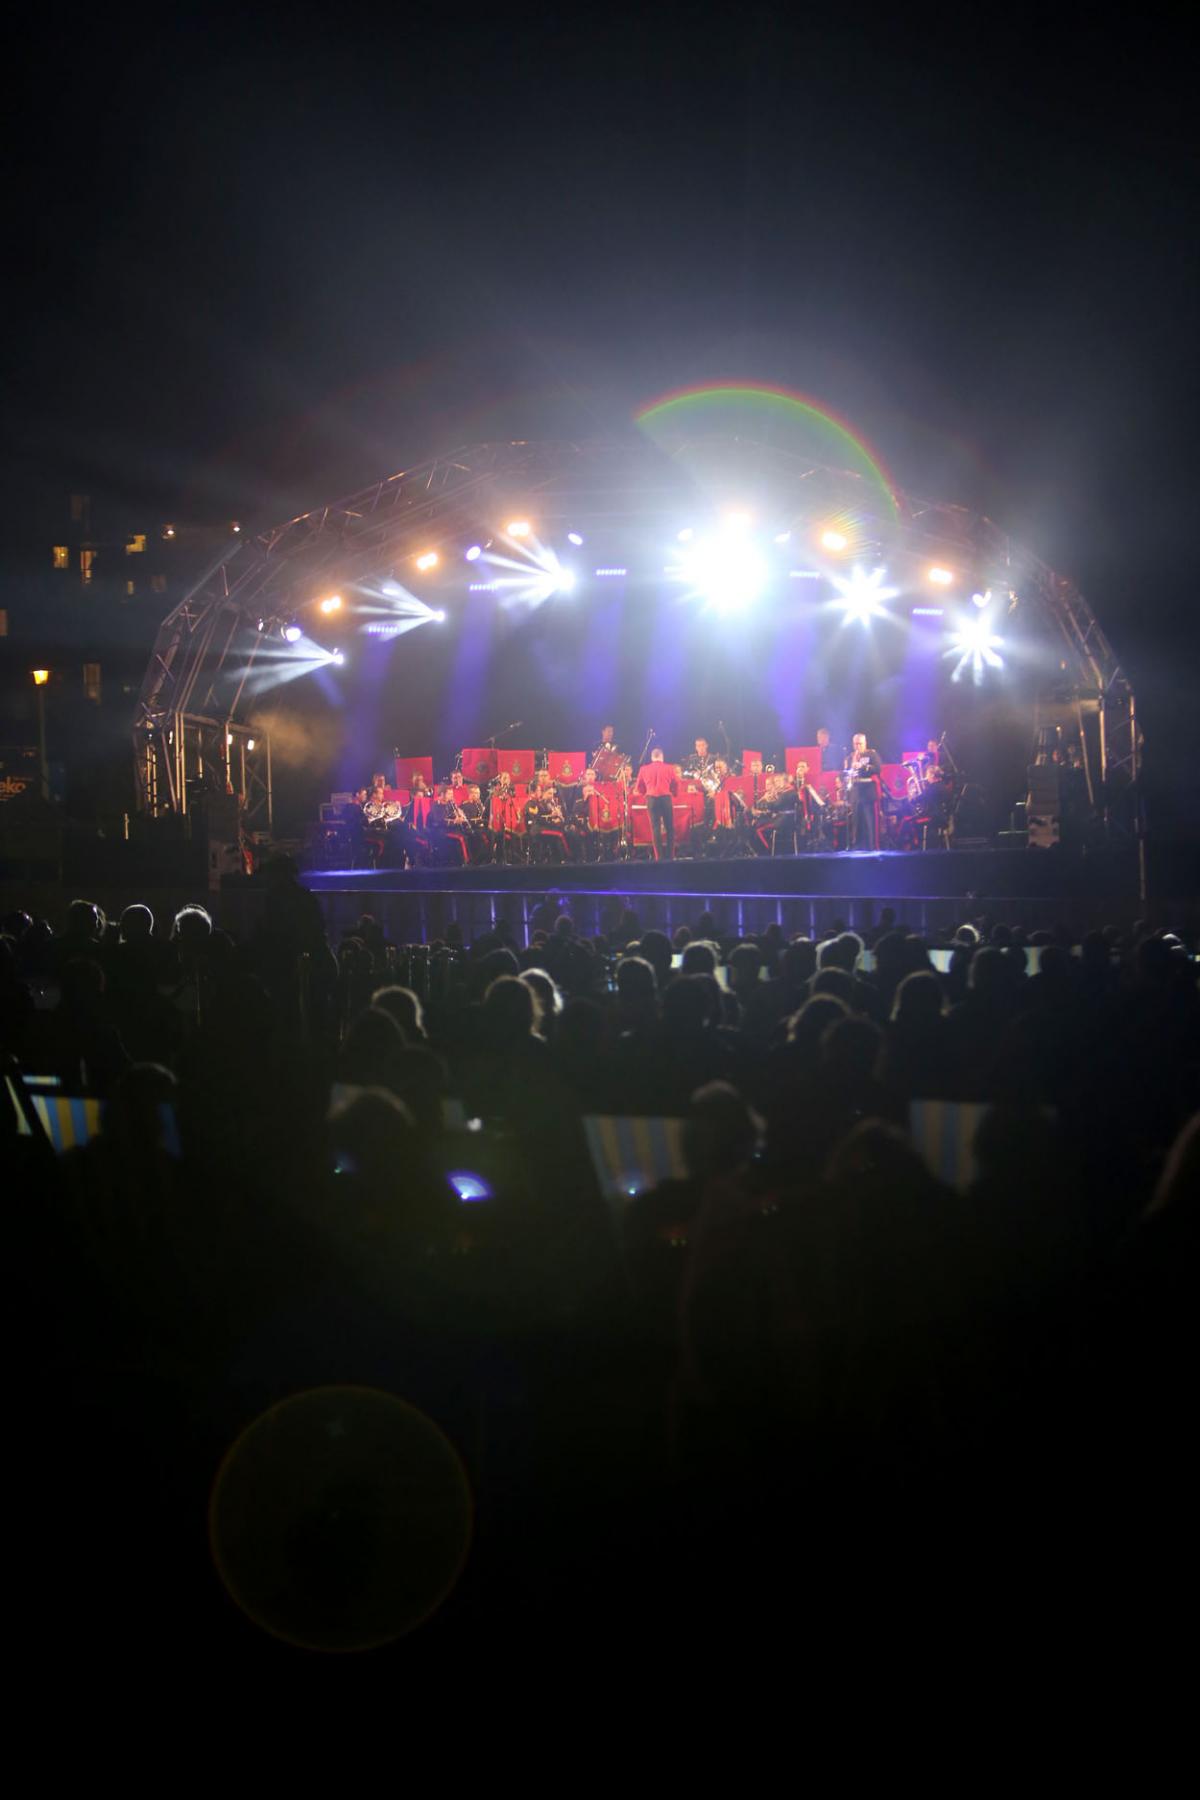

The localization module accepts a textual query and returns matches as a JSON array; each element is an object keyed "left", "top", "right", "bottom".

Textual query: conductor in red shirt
[{"left": 636, "top": 746, "right": 679, "bottom": 861}]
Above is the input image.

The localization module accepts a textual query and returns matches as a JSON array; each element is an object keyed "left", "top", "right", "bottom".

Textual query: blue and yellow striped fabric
[
  {"left": 909, "top": 1101, "right": 988, "bottom": 1192},
  {"left": 29, "top": 1093, "right": 104, "bottom": 1153},
  {"left": 583, "top": 1115, "right": 689, "bottom": 1203}
]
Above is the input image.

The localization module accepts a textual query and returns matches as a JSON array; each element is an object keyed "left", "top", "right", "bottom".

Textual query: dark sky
[{"left": 8, "top": 7, "right": 1198, "bottom": 764}]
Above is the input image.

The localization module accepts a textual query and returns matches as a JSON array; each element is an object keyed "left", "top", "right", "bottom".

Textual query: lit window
[
  {"left": 151, "top": 574, "right": 167, "bottom": 593},
  {"left": 83, "top": 663, "right": 102, "bottom": 704},
  {"left": 162, "top": 525, "right": 176, "bottom": 540},
  {"left": 126, "top": 534, "right": 146, "bottom": 555},
  {"left": 0, "top": 609, "right": 7, "bottom": 637},
  {"left": 126, "top": 579, "right": 136, "bottom": 596},
  {"left": 80, "top": 548, "right": 96, "bottom": 585},
  {"left": 53, "top": 545, "right": 70, "bottom": 569}
]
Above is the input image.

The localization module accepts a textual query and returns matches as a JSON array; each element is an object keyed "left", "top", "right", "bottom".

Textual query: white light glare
[
  {"left": 567, "top": 531, "right": 584, "bottom": 546},
  {"left": 830, "top": 564, "right": 899, "bottom": 625},
  {"left": 506, "top": 520, "right": 531, "bottom": 538},
  {"left": 415, "top": 551, "right": 439, "bottom": 572},
  {"left": 319, "top": 594, "right": 343, "bottom": 614},
  {"left": 946, "top": 611, "right": 1003, "bottom": 684},
  {"left": 928, "top": 565, "right": 954, "bottom": 586},
  {"left": 465, "top": 545, "right": 482, "bottom": 562},
  {"left": 283, "top": 625, "right": 302, "bottom": 643},
  {"left": 670, "top": 521, "right": 768, "bottom": 614}
]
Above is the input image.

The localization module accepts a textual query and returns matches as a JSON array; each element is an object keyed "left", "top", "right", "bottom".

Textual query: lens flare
[
  {"left": 946, "top": 610, "right": 1004, "bottom": 683},
  {"left": 829, "top": 564, "right": 898, "bottom": 625}
]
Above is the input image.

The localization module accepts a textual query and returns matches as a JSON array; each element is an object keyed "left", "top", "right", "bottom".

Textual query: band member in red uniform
[
  {"left": 636, "top": 746, "right": 679, "bottom": 860},
  {"left": 845, "top": 732, "right": 883, "bottom": 849},
  {"left": 488, "top": 770, "right": 522, "bottom": 863},
  {"left": 592, "top": 723, "right": 623, "bottom": 780}
]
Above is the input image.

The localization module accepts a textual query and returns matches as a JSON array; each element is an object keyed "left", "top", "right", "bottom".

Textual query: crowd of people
[{"left": 2, "top": 862, "right": 1197, "bottom": 1665}]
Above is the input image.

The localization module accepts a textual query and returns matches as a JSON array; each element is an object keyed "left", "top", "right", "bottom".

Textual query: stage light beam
[
  {"left": 928, "top": 566, "right": 954, "bottom": 586},
  {"left": 506, "top": 519, "right": 531, "bottom": 538},
  {"left": 820, "top": 528, "right": 849, "bottom": 552},
  {"left": 415, "top": 551, "right": 439, "bottom": 572},
  {"left": 319, "top": 594, "right": 343, "bottom": 614},
  {"left": 283, "top": 624, "right": 302, "bottom": 643},
  {"left": 946, "top": 610, "right": 1004, "bottom": 683},
  {"left": 830, "top": 564, "right": 899, "bottom": 625}
]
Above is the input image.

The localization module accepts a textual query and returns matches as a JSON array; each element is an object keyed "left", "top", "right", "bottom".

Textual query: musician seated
[
  {"left": 707, "top": 759, "right": 748, "bottom": 852},
  {"left": 525, "top": 771, "right": 568, "bottom": 864},
  {"left": 751, "top": 774, "right": 797, "bottom": 854},
  {"left": 427, "top": 784, "right": 470, "bottom": 865},
  {"left": 460, "top": 784, "right": 491, "bottom": 864},
  {"left": 576, "top": 766, "right": 621, "bottom": 862},
  {"left": 793, "top": 761, "right": 826, "bottom": 849}
]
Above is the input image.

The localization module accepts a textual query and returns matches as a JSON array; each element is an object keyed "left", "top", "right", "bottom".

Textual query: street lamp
[{"left": 31, "top": 670, "right": 49, "bottom": 800}]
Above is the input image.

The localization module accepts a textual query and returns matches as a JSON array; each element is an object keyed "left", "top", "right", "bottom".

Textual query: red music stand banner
[
  {"left": 547, "top": 751, "right": 587, "bottom": 785},
  {"left": 394, "top": 754, "right": 434, "bottom": 790},
  {"left": 880, "top": 763, "right": 910, "bottom": 799},
  {"left": 497, "top": 748, "right": 536, "bottom": 784},
  {"left": 461, "top": 747, "right": 498, "bottom": 785},
  {"left": 786, "top": 745, "right": 822, "bottom": 778},
  {"left": 816, "top": 772, "right": 842, "bottom": 803}
]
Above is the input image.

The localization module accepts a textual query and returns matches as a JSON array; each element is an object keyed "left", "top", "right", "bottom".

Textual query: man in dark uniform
[{"left": 846, "top": 731, "right": 883, "bottom": 849}]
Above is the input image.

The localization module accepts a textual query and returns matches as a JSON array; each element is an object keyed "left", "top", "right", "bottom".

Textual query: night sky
[{"left": 8, "top": 9, "right": 1198, "bottom": 804}]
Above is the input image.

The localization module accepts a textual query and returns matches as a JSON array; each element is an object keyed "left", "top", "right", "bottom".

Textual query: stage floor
[{"left": 300, "top": 846, "right": 1143, "bottom": 939}]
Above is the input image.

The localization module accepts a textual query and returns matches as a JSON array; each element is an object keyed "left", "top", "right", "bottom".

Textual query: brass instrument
[{"left": 363, "top": 799, "right": 402, "bottom": 823}]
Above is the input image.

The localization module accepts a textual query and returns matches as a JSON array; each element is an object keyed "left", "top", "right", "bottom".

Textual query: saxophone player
[{"left": 844, "top": 732, "right": 883, "bottom": 850}]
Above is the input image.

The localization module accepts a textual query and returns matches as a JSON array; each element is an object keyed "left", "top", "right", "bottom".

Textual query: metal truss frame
[{"left": 134, "top": 437, "right": 1139, "bottom": 845}]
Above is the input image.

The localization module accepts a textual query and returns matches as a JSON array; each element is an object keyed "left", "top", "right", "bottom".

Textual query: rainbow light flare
[{"left": 634, "top": 383, "right": 900, "bottom": 518}]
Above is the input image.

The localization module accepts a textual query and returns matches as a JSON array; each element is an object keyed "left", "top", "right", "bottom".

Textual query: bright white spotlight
[
  {"left": 415, "top": 551, "right": 439, "bottom": 572},
  {"left": 946, "top": 611, "right": 1003, "bottom": 684},
  {"left": 567, "top": 531, "right": 584, "bottom": 546},
  {"left": 464, "top": 545, "right": 482, "bottom": 561},
  {"left": 433, "top": 610, "right": 446, "bottom": 622},
  {"left": 676, "top": 527, "right": 693, "bottom": 542},
  {"left": 319, "top": 593, "right": 343, "bottom": 614},
  {"left": 830, "top": 564, "right": 899, "bottom": 625},
  {"left": 506, "top": 519, "right": 531, "bottom": 538},
  {"left": 283, "top": 624, "right": 302, "bottom": 643},
  {"left": 246, "top": 738, "right": 256, "bottom": 751},
  {"left": 670, "top": 525, "right": 768, "bottom": 614},
  {"left": 928, "top": 565, "right": 954, "bottom": 586},
  {"left": 971, "top": 589, "right": 990, "bottom": 608},
  {"left": 820, "top": 527, "right": 849, "bottom": 552},
  {"left": 330, "top": 649, "right": 345, "bottom": 666}
]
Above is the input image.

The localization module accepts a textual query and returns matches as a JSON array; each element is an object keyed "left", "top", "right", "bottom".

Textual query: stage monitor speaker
[
  {"left": 192, "top": 794, "right": 243, "bottom": 887},
  {"left": 1026, "top": 768, "right": 1061, "bottom": 849}
]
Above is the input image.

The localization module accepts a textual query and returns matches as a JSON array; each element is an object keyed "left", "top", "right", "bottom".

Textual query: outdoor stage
[{"left": 301, "top": 845, "right": 1145, "bottom": 942}]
